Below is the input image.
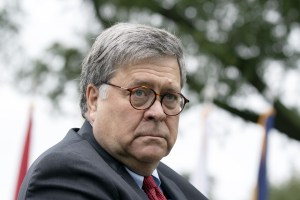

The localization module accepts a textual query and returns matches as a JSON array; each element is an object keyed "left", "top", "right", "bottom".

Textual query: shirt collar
[{"left": 125, "top": 168, "right": 161, "bottom": 189}]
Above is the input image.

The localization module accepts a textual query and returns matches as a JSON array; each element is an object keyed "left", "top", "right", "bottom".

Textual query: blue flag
[{"left": 253, "top": 111, "right": 275, "bottom": 200}]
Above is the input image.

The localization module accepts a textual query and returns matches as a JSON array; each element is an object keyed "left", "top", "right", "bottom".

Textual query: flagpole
[
  {"left": 190, "top": 105, "right": 211, "bottom": 196},
  {"left": 190, "top": 77, "right": 216, "bottom": 197},
  {"left": 252, "top": 109, "right": 275, "bottom": 200}
]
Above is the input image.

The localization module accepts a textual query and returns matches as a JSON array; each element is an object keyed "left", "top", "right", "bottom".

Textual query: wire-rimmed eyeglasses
[{"left": 103, "top": 82, "right": 189, "bottom": 116}]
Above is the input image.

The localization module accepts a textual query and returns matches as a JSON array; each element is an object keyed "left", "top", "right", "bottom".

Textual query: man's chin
[{"left": 135, "top": 150, "right": 167, "bottom": 163}]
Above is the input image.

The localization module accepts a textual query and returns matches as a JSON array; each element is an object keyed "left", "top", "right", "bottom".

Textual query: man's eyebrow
[
  {"left": 128, "top": 80, "right": 180, "bottom": 92},
  {"left": 161, "top": 87, "right": 181, "bottom": 94}
]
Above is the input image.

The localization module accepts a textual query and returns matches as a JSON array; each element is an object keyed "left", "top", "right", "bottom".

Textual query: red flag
[{"left": 14, "top": 106, "right": 33, "bottom": 200}]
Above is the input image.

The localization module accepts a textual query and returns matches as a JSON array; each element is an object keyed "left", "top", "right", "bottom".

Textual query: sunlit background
[{"left": 1, "top": 0, "right": 300, "bottom": 200}]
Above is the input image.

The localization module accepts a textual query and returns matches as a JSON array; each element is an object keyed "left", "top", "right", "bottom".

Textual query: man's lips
[
  {"left": 135, "top": 123, "right": 168, "bottom": 139},
  {"left": 137, "top": 132, "right": 167, "bottom": 139},
  {"left": 140, "top": 135, "right": 165, "bottom": 139}
]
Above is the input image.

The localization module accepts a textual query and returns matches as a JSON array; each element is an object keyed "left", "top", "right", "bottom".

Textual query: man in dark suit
[{"left": 18, "top": 23, "right": 208, "bottom": 200}]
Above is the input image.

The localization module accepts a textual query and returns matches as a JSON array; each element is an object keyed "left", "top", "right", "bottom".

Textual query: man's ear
[{"left": 86, "top": 84, "right": 99, "bottom": 121}]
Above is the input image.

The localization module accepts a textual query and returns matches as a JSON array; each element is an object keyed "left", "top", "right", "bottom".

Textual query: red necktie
[{"left": 142, "top": 176, "right": 167, "bottom": 200}]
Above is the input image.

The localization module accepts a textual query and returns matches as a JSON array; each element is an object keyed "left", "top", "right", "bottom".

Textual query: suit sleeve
[{"left": 19, "top": 151, "right": 120, "bottom": 200}]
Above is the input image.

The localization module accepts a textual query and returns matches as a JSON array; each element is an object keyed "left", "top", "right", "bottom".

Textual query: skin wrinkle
[
  {"left": 118, "top": 62, "right": 181, "bottom": 93},
  {"left": 88, "top": 57, "right": 180, "bottom": 176}
]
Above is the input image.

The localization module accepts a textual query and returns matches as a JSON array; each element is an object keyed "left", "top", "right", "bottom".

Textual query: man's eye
[
  {"left": 164, "top": 93, "right": 177, "bottom": 101},
  {"left": 132, "top": 88, "right": 147, "bottom": 97},
  {"left": 135, "top": 90, "right": 144, "bottom": 96}
]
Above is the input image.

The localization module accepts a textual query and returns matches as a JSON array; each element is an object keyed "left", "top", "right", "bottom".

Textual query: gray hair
[{"left": 79, "top": 22, "right": 186, "bottom": 118}]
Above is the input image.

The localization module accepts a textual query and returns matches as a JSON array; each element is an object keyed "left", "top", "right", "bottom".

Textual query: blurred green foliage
[
  {"left": 5, "top": 0, "right": 300, "bottom": 140},
  {"left": 270, "top": 175, "right": 300, "bottom": 200},
  {"left": 0, "top": 1, "right": 20, "bottom": 67}
]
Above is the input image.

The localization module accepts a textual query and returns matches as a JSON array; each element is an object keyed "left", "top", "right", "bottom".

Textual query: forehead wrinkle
[
  {"left": 113, "top": 58, "right": 181, "bottom": 89},
  {"left": 129, "top": 67, "right": 180, "bottom": 82},
  {"left": 127, "top": 76, "right": 180, "bottom": 93}
]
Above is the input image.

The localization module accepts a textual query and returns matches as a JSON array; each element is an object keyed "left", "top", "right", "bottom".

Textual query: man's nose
[{"left": 144, "top": 98, "right": 166, "bottom": 121}]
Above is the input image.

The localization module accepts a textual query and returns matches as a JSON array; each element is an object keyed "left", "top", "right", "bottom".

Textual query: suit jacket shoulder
[{"left": 18, "top": 126, "right": 146, "bottom": 200}]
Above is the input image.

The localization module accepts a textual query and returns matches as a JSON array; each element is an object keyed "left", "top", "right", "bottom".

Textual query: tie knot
[
  {"left": 142, "top": 176, "right": 167, "bottom": 200},
  {"left": 143, "top": 176, "right": 157, "bottom": 190}
]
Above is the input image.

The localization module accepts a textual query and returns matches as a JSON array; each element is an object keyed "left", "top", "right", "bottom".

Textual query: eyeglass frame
[{"left": 101, "top": 82, "right": 189, "bottom": 116}]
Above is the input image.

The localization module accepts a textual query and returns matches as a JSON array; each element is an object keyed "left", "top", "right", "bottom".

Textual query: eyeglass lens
[{"left": 129, "top": 86, "right": 184, "bottom": 115}]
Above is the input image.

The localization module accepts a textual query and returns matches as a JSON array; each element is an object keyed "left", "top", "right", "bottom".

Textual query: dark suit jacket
[{"left": 19, "top": 121, "right": 208, "bottom": 200}]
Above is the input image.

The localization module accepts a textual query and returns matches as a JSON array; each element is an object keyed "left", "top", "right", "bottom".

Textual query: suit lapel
[
  {"left": 78, "top": 121, "right": 149, "bottom": 199},
  {"left": 117, "top": 166, "right": 149, "bottom": 199},
  {"left": 159, "top": 172, "right": 188, "bottom": 200}
]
